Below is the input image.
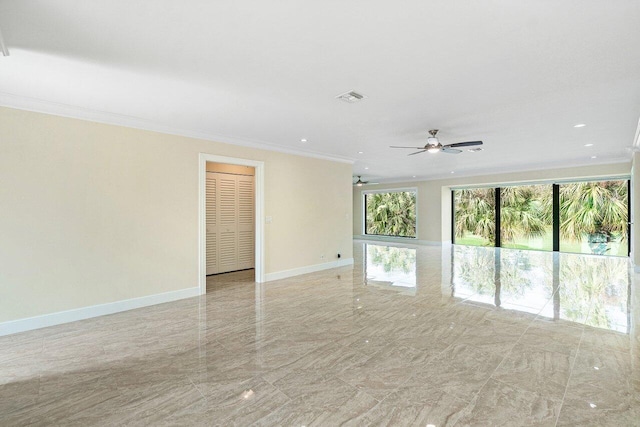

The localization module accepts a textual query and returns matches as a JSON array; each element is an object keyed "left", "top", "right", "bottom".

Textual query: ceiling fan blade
[
  {"left": 408, "top": 150, "right": 428, "bottom": 156},
  {"left": 390, "top": 146, "right": 426, "bottom": 149},
  {"left": 447, "top": 141, "right": 483, "bottom": 148},
  {"left": 442, "top": 147, "right": 462, "bottom": 154}
]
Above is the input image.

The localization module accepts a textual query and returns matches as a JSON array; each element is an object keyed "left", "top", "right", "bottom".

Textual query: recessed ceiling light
[
  {"left": 412, "top": 175, "right": 416, "bottom": 178},
  {"left": 358, "top": 151, "right": 364, "bottom": 154},
  {"left": 300, "top": 138, "right": 307, "bottom": 143},
  {"left": 584, "top": 143, "right": 593, "bottom": 147},
  {"left": 451, "top": 171, "right": 455, "bottom": 174},
  {"left": 364, "top": 167, "right": 369, "bottom": 170},
  {"left": 574, "top": 124, "right": 586, "bottom": 128},
  {"left": 591, "top": 156, "right": 597, "bottom": 159}
]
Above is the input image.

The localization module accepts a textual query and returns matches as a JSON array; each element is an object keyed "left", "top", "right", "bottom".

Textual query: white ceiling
[{"left": 1, "top": 1, "right": 639, "bottom": 182}]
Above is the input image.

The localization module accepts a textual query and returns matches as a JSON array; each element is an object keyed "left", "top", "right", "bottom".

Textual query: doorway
[
  {"left": 198, "top": 154, "right": 265, "bottom": 295},
  {"left": 205, "top": 162, "right": 255, "bottom": 275}
]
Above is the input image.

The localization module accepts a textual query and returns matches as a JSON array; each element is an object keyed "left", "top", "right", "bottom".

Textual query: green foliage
[
  {"left": 366, "top": 192, "right": 416, "bottom": 237},
  {"left": 500, "top": 186, "right": 551, "bottom": 242},
  {"left": 454, "top": 188, "right": 495, "bottom": 246},
  {"left": 560, "top": 181, "right": 627, "bottom": 248},
  {"left": 454, "top": 180, "right": 628, "bottom": 255}
]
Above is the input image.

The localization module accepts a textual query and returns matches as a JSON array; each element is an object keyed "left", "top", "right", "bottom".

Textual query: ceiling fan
[
  {"left": 390, "top": 129, "right": 483, "bottom": 155},
  {"left": 353, "top": 176, "right": 378, "bottom": 186}
]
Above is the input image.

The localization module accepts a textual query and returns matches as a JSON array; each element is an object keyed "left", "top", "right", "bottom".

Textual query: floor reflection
[
  {"left": 364, "top": 244, "right": 417, "bottom": 294},
  {"left": 2, "top": 242, "right": 637, "bottom": 425},
  {"left": 450, "top": 245, "right": 630, "bottom": 333}
]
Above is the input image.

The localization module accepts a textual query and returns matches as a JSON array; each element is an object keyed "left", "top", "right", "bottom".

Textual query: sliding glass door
[
  {"left": 453, "top": 179, "right": 629, "bottom": 256},
  {"left": 559, "top": 180, "right": 628, "bottom": 256},
  {"left": 500, "top": 185, "right": 553, "bottom": 251},
  {"left": 453, "top": 188, "right": 495, "bottom": 246}
]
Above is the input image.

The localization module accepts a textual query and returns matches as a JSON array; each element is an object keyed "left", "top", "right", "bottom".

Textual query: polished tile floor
[{"left": 1, "top": 242, "right": 639, "bottom": 426}]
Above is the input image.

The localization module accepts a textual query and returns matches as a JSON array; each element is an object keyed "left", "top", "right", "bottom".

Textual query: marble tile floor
[{"left": 1, "top": 242, "right": 639, "bottom": 426}]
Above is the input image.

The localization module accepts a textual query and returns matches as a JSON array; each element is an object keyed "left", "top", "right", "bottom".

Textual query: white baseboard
[
  {"left": 0, "top": 287, "right": 200, "bottom": 337},
  {"left": 265, "top": 258, "right": 354, "bottom": 282},
  {"left": 353, "top": 235, "right": 442, "bottom": 246}
]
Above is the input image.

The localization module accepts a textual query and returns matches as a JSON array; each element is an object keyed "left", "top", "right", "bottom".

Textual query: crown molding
[
  {"left": 0, "top": 91, "right": 355, "bottom": 164},
  {"left": 368, "top": 158, "right": 632, "bottom": 186}
]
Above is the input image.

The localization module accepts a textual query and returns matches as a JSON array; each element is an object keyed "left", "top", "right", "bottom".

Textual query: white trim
[
  {"left": 361, "top": 186, "right": 418, "bottom": 195},
  {"left": 198, "top": 153, "right": 265, "bottom": 293},
  {"left": 414, "top": 239, "right": 442, "bottom": 246},
  {"left": 449, "top": 174, "right": 631, "bottom": 190},
  {"left": 0, "top": 92, "right": 354, "bottom": 165},
  {"left": 0, "top": 287, "right": 200, "bottom": 337},
  {"left": 632, "top": 117, "right": 640, "bottom": 150},
  {"left": 369, "top": 160, "right": 631, "bottom": 185},
  {"left": 265, "top": 258, "right": 354, "bottom": 282},
  {"left": 354, "top": 235, "right": 442, "bottom": 246}
]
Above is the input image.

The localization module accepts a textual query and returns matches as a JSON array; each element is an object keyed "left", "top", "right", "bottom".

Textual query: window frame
[
  {"left": 362, "top": 187, "right": 418, "bottom": 239},
  {"left": 451, "top": 177, "right": 630, "bottom": 257}
]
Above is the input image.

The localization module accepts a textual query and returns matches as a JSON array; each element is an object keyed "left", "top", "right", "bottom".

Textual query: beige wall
[
  {"left": 0, "top": 107, "right": 353, "bottom": 323},
  {"left": 354, "top": 163, "right": 631, "bottom": 243}
]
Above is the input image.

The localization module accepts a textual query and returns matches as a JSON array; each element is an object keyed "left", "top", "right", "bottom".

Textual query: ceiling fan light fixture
[
  {"left": 427, "top": 137, "right": 438, "bottom": 145},
  {"left": 426, "top": 146, "right": 440, "bottom": 153}
]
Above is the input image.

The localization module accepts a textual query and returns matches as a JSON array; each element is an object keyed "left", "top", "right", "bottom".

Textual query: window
[
  {"left": 453, "top": 188, "right": 495, "bottom": 246},
  {"left": 364, "top": 190, "right": 416, "bottom": 238},
  {"left": 500, "top": 184, "right": 552, "bottom": 251},
  {"left": 453, "top": 178, "right": 630, "bottom": 256},
  {"left": 559, "top": 180, "right": 628, "bottom": 256}
]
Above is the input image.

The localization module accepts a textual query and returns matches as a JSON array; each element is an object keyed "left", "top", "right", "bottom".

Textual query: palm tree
[
  {"left": 500, "top": 186, "right": 551, "bottom": 243},
  {"left": 560, "top": 181, "right": 627, "bottom": 255},
  {"left": 366, "top": 192, "right": 416, "bottom": 237},
  {"left": 454, "top": 188, "right": 495, "bottom": 245},
  {"left": 455, "top": 181, "right": 628, "bottom": 255}
]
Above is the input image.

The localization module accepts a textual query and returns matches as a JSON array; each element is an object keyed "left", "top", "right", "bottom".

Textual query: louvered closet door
[
  {"left": 205, "top": 174, "right": 218, "bottom": 275},
  {"left": 217, "top": 174, "right": 238, "bottom": 273},
  {"left": 237, "top": 175, "right": 255, "bottom": 270},
  {"left": 206, "top": 171, "right": 255, "bottom": 275}
]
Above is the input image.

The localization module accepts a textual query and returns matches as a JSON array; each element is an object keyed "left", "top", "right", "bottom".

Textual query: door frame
[{"left": 199, "top": 153, "right": 265, "bottom": 294}]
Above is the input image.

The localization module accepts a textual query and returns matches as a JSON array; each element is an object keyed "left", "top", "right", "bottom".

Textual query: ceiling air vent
[{"left": 336, "top": 90, "right": 367, "bottom": 103}]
